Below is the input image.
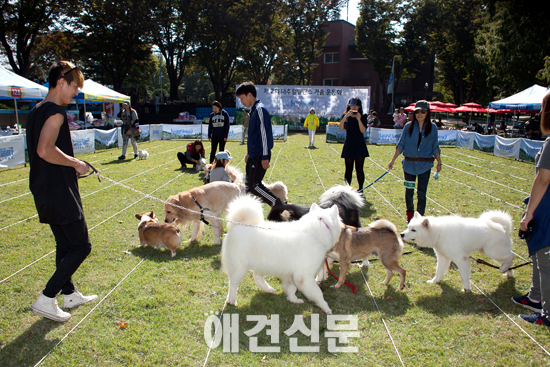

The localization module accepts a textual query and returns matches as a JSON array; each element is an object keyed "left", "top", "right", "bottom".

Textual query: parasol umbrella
[{"left": 463, "top": 102, "right": 482, "bottom": 108}]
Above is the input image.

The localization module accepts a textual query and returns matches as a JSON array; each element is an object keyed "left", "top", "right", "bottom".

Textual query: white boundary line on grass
[
  {"left": 0, "top": 171, "right": 185, "bottom": 285},
  {"left": 34, "top": 249, "right": 155, "bottom": 366},
  {"left": 307, "top": 147, "right": 326, "bottom": 191},
  {"left": 0, "top": 177, "right": 28, "bottom": 187},
  {"left": 0, "top": 191, "right": 30, "bottom": 205},
  {"left": 444, "top": 155, "right": 529, "bottom": 181},
  {"left": 451, "top": 150, "right": 526, "bottom": 171},
  {"left": 358, "top": 265, "right": 405, "bottom": 367},
  {"left": 444, "top": 162, "right": 529, "bottom": 195},
  {"left": 309, "top": 146, "right": 404, "bottom": 364},
  {"left": 330, "top": 145, "right": 547, "bottom": 356},
  {"left": 469, "top": 280, "right": 550, "bottom": 357},
  {"left": 0, "top": 158, "right": 179, "bottom": 232},
  {"left": 266, "top": 145, "right": 284, "bottom": 183}
]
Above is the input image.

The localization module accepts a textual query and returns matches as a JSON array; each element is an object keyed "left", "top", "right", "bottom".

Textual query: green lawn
[{"left": 0, "top": 132, "right": 548, "bottom": 366}]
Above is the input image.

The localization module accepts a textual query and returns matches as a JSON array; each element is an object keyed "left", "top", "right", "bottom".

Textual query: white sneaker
[
  {"left": 31, "top": 294, "right": 71, "bottom": 322},
  {"left": 62, "top": 290, "right": 98, "bottom": 310}
]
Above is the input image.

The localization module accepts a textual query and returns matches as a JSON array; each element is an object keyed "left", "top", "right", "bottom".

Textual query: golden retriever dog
[{"left": 164, "top": 181, "right": 240, "bottom": 244}]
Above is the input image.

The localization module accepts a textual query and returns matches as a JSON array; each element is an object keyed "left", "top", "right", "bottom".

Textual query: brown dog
[
  {"left": 164, "top": 181, "right": 240, "bottom": 244},
  {"left": 323, "top": 219, "right": 406, "bottom": 290},
  {"left": 135, "top": 211, "right": 182, "bottom": 257}
]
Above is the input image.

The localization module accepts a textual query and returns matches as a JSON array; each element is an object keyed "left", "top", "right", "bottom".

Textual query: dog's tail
[
  {"left": 319, "top": 184, "right": 365, "bottom": 211},
  {"left": 479, "top": 210, "right": 512, "bottom": 235},
  {"left": 226, "top": 195, "right": 264, "bottom": 229},
  {"left": 369, "top": 219, "right": 404, "bottom": 250}
]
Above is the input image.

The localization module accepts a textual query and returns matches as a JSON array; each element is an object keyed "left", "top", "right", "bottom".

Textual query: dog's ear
[
  {"left": 135, "top": 214, "right": 142, "bottom": 220},
  {"left": 421, "top": 218, "right": 430, "bottom": 228},
  {"left": 310, "top": 202, "right": 320, "bottom": 211},
  {"left": 150, "top": 211, "right": 156, "bottom": 219},
  {"left": 413, "top": 211, "right": 422, "bottom": 220}
]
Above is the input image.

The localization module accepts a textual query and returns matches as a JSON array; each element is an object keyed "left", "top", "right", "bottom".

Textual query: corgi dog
[{"left": 135, "top": 211, "right": 182, "bottom": 257}]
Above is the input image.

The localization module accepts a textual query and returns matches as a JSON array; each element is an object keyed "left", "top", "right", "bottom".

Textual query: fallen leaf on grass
[{"left": 116, "top": 321, "right": 128, "bottom": 329}]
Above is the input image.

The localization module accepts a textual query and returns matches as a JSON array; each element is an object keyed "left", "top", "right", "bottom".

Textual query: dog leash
[
  {"left": 77, "top": 161, "right": 101, "bottom": 182},
  {"left": 470, "top": 257, "right": 532, "bottom": 271},
  {"left": 190, "top": 194, "right": 211, "bottom": 226},
  {"left": 325, "top": 258, "right": 357, "bottom": 294},
  {"left": 358, "top": 171, "right": 389, "bottom": 193}
]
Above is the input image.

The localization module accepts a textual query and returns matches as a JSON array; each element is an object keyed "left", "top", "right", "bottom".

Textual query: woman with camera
[{"left": 339, "top": 97, "right": 369, "bottom": 191}]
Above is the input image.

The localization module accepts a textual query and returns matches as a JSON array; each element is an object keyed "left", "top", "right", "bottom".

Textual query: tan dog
[
  {"left": 322, "top": 220, "right": 406, "bottom": 290},
  {"left": 265, "top": 181, "right": 288, "bottom": 202},
  {"left": 135, "top": 211, "right": 182, "bottom": 257},
  {"left": 164, "top": 181, "right": 241, "bottom": 244}
]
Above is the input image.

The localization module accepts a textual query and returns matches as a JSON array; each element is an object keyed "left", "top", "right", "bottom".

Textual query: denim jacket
[{"left": 397, "top": 121, "right": 441, "bottom": 175}]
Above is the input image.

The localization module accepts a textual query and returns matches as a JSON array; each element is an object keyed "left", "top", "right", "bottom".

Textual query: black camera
[{"left": 518, "top": 220, "right": 536, "bottom": 239}]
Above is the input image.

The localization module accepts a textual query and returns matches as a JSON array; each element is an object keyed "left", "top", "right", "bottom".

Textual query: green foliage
[
  {"left": 0, "top": 0, "right": 78, "bottom": 77},
  {"left": 75, "top": 0, "right": 156, "bottom": 92},
  {"left": 476, "top": 0, "right": 550, "bottom": 97}
]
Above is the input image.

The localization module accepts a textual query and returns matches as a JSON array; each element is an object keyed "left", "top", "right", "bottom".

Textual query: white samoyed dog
[
  {"left": 401, "top": 211, "right": 515, "bottom": 292},
  {"left": 222, "top": 195, "right": 343, "bottom": 314}
]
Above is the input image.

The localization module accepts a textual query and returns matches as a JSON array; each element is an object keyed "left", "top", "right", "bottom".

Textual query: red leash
[{"left": 325, "top": 258, "right": 357, "bottom": 294}]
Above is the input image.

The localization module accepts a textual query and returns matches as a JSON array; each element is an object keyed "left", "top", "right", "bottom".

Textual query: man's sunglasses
[{"left": 61, "top": 66, "right": 79, "bottom": 78}]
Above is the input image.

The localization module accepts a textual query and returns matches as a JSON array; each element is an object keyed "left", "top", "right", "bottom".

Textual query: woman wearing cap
[
  {"left": 118, "top": 101, "right": 139, "bottom": 160},
  {"left": 339, "top": 97, "right": 369, "bottom": 191},
  {"left": 304, "top": 108, "right": 320, "bottom": 147},
  {"left": 209, "top": 151, "right": 233, "bottom": 183},
  {"left": 388, "top": 100, "right": 442, "bottom": 222}
]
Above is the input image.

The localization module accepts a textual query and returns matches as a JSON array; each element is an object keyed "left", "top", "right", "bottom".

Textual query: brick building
[{"left": 311, "top": 20, "right": 436, "bottom": 120}]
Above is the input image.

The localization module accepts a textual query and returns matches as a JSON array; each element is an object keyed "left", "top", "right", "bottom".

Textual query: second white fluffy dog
[
  {"left": 401, "top": 210, "right": 515, "bottom": 292},
  {"left": 222, "top": 195, "right": 342, "bottom": 314}
]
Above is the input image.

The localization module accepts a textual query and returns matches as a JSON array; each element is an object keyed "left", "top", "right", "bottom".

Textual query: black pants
[
  {"left": 404, "top": 170, "right": 431, "bottom": 215},
  {"left": 344, "top": 157, "right": 365, "bottom": 190},
  {"left": 209, "top": 136, "right": 227, "bottom": 163},
  {"left": 43, "top": 218, "right": 92, "bottom": 297},
  {"left": 246, "top": 155, "right": 277, "bottom": 206},
  {"left": 177, "top": 152, "right": 200, "bottom": 167}
]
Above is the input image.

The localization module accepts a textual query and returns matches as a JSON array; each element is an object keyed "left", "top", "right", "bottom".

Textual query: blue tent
[{"left": 489, "top": 84, "right": 549, "bottom": 111}]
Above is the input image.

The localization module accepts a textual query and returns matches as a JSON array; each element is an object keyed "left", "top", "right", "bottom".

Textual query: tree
[
  {"left": 356, "top": 0, "right": 399, "bottom": 109},
  {"left": 477, "top": 0, "right": 550, "bottom": 97},
  {"left": 194, "top": 0, "right": 278, "bottom": 101},
  {"left": 284, "top": 0, "right": 342, "bottom": 85},
  {"left": 75, "top": 0, "right": 155, "bottom": 92},
  {"left": 238, "top": 10, "right": 292, "bottom": 85},
  {"left": 27, "top": 30, "right": 80, "bottom": 82},
  {"left": 0, "top": 0, "right": 76, "bottom": 77},
  {"left": 151, "top": 0, "right": 199, "bottom": 101}
]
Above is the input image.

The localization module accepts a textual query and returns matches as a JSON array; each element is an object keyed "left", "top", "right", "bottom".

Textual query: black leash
[
  {"left": 470, "top": 256, "right": 532, "bottom": 270},
  {"left": 77, "top": 161, "right": 101, "bottom": 182},
  {"left": 190, "top": 194, "right": 210, "bottom": 226}
]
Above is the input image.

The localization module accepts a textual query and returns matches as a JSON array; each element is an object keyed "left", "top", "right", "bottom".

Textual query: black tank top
[{"left": 27, "top": 102, "right": 84, "bottom": 224}]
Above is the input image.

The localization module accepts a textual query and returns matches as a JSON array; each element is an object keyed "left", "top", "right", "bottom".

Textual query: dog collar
[{"left": 319, "top": 217, "right": 330, "bottom": 231}]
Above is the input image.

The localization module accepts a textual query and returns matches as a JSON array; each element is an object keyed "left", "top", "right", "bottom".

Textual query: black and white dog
[{"left": 267, "top": 185, "right": 364, "bottom": 227}]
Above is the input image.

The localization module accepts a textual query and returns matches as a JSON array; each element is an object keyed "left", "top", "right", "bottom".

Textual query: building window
[
  {"left": 323, "top": 78, "right": 338, "bottom": 86},
  {"left": 324, "top": 52, "right": 339, "bottom": 64}
]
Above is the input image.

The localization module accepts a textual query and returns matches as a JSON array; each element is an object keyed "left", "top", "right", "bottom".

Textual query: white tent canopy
[
  {"left": 489, "top": 84, "right": 549, "bottom": 111},
  {"left": 0, "top": 66, "right": 48, "bottom": 100},
  {"left": 76, "top": 79, "right": 130, "bottom": 104}
]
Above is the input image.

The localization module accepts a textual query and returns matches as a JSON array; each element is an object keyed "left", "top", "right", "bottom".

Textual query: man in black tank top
[{"left": 27, "top": 61, "right": 98, "bottom": 322}]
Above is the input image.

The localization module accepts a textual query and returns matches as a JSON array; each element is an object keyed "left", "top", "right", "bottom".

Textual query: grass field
[{"left": 0, "top": 132, "right": 548, "bottom": 366}]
